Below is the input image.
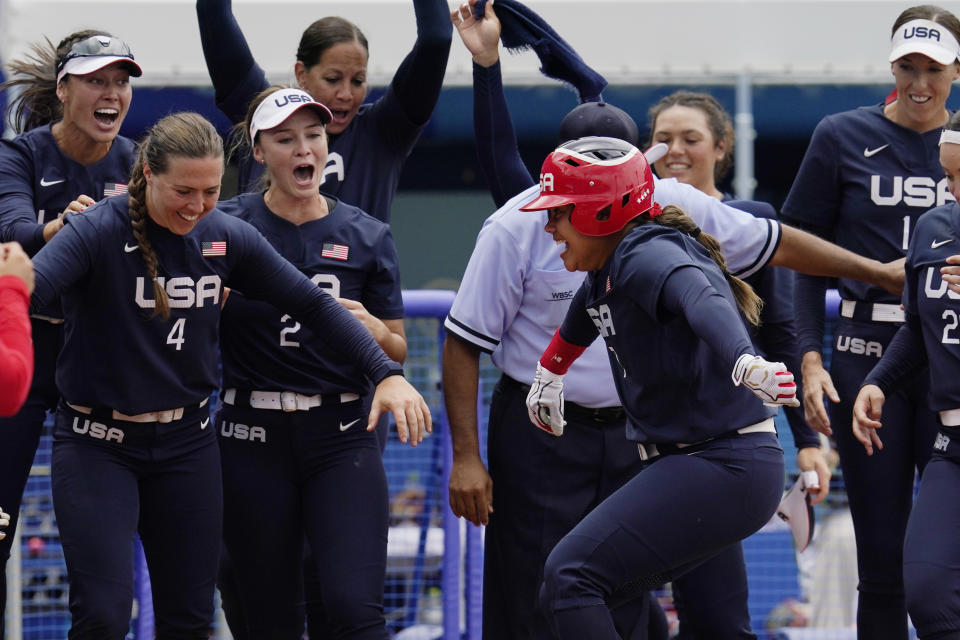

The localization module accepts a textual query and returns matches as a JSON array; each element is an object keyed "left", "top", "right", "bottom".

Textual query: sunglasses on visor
[{"left": 56, "top": 35, "right": 135, "bottom": 74}]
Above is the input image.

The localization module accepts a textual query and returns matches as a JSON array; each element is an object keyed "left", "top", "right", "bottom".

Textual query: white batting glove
[
  {"left": 526, "top": 363, "right": 566, "bottom": 436},
  {"left": 0, "top": 506, "right": 9, "bottom": 541},
  {"left": 732, "top": 354, "right": 801, "bottom": 408}
]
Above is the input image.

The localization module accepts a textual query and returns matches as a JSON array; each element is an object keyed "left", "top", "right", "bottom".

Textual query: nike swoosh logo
[
  {"left": 40, "top": 177, "right": 65, "bottom": 187},
  {"left": 863, "top": 144, "right": 890, "bottom": 158},
  {"left": 339, "top": 418, "right": 360, "bottom": 432},
  {"left": 200, "top": 418, "right": 210, "bottom": 429},
  {"left": 124, "top": 243, "right": 139, "bottom": 253},
  {"left": 932, "top": 238, "right": 953, "bottom": 248}
]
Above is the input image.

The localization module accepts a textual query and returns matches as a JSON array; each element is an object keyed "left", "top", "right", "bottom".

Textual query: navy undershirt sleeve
[
  {"left": 472, "top": 61, "right": 535, "bottom": 207},
  {"left": 795, "top": 273, "right": 829, "bottom": 357},
  {"left": 558, "top": 284, "right": 599, "bottom": 348},
  {"left": 390, "top": 0, "right": 452, "bottom": 126},
  {"left": 196, "top": 0, "right": 261, "bottom": 109},
  {"left": 862, "top": 312, "right": 927, "bottom": 395},
  {"left": 659, "top": 266, "right": 754, "bottom": 366}
]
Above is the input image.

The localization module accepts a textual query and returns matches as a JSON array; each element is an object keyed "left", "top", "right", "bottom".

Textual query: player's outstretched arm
[
  {"left": 852, "top": 384, "right": 886, "bottom": 456},
  {"left": 452, "top": 0, "right": 501, "bottom": 68},
  {"left": 800, "top": 351, "right": 840, "bottom": 436},
  {"left": 442, "top": 336, "right": 493, "bottom": 526},
  {"left": 771, "top": 225, "right": 905, "bottom": 295},
  {"left": 368, "top": 375, "right": 432, "bottom": 447}
]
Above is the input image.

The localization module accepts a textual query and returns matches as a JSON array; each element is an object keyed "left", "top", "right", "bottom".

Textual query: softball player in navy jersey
[
  {"left": 520, "top": 137, "right": 796, "bottom": 639},
  {"left": 0, "top": 31, "right": 140, "bottom": 635},
  {"left": 196, "top": 0, "right": 451, "bottom": 222},
  {"left": 26, "top": 112, "right": 428, "bottom": 639},
  {"left": 852, "top": 116, "right": 960, "bottom": 640},
  {"left": 214, "top": 86, "right": 405, "bottom": 639},
  {"left": 647, "top": 90, "right": 829, "bottom": 638},
  {"left": 781, "top": 7, "right": 960, "bottom": 637}
]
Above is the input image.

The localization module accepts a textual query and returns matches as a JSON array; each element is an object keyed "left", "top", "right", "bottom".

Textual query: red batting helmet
[{"left": 520, "top": 136, "right": 659, "bottom": 236}]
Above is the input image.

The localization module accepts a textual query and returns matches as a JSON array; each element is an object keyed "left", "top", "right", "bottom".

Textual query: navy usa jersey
[
  {"left": 781, "top": 104, "right": 951, "bottom": 304},
  {"left": 218, "top": 192, "right": 403, "bottom": 395},
  {"left": 561, "top": 224, "right": 774, "bottom": 444},
  {"left": 902, "top": 203, "right": 960, "bottom": 410},
  {"left": 29, "top": 197, "right": 399, "bottom": 415},
  {"left": 0, "top": 125, "right": 136, "bottom": 255}
]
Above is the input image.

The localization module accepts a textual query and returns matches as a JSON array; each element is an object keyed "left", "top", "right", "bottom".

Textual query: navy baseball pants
[
  {"left": 903, "top": 425, "right": 960, "bottom": 639},
  {"left": 483, "top": 376, "right": 658, "bottom": 640},
  {"left": 52, "top": 402, "right": 221, "bottom": 639},
  {"left": 672, "top": 542, "right": 755, "bottom": 639},
  {"left": 216, "top": 399, "right": 389, "bottom": 639},
  {"left": 829, "top": 317, "right": 937, "bottom": 640},
  {"left": 539, "top": 431, "right": 784, "bottom": 639},
  {"left": 0, "top": 321, "right": 61, "bottom": 639}
]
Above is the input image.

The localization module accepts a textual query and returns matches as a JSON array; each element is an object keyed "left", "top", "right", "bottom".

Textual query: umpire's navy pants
[
  {"left": 829, "top": 317, "right": 937, "bottom": 640},
  {"left": 52, "top": 402, "right": 221, "bottom": 639},
  {"left": 216, "top": 400, "right": 389, "bottom": 640},
  {"left": 0, "top": 321, "right": 61, "bottom": 639},
  {"left": 539, "top": 431, "right": 784, "bottom": 639}
]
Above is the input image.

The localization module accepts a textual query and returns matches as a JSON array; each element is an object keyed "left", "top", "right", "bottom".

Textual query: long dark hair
[
  {"left": 127, "top": 113, "right": 224, "bottom": 319},
  {"left": 1, "top": 29, "right": 113, "bottom": 132},
  {"left": 641, "top": 205, "right": 762, "bottom": 325}
]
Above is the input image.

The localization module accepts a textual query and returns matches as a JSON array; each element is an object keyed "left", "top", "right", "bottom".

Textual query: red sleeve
[{"left": 0, "top": 275, "right": 33, "bottom": 416}]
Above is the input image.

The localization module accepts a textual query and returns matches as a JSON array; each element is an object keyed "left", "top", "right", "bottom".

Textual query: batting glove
[
  {"left": 526, "top": 363, "right": 566, "bottom": 436},
  {"left": 732, "top": 354, "right": 801, "bottom": 408}
]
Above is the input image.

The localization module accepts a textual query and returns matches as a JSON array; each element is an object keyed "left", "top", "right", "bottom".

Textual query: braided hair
[
  {"left": 643, "top": 205, "right": 763, "bottom": 326},
  {"left": 127, "top": 112, "right": 224, "bottom": 319}
]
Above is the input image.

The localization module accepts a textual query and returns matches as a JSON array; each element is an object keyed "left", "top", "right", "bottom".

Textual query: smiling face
[
  {"left": 651, "top": 105, "right": 725, "bottom": 197},
  {"left": 890, "top": 53, "right": 960, "bottom": 131},
  {"left": 295, "top": 40, "right": 368, "bottom": 136},
  {"left": 543, "top": 204, "right": 621, "bottom": 272},
  {"left": 253, "top": 109, "right": 329, "bottom": 198},
  {"left": 144, "top": 155, "right": 223, "bottom": 235},
  {"left": 56, "top": 63, "right": 132, "bottom": 145}
]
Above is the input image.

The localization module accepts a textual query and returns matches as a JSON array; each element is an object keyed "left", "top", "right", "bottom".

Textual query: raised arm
[
  {"left": 196, "top": 0, "right": 265, "bottom": 123},
  {"left": 390, "top": 0, "right": 453, "bottom": 126},
  {"left": 452, "top": 0, "right": 534, "bottom": 206}
]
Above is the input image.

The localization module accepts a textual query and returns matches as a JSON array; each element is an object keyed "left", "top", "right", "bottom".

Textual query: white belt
[
  {"left": 840, "top": 300, "right": 905, "bottom": 323},
  {"left": 637, "top": 417, "right": 777, "bottom": 461},
  {"left": 67, "top": 397, "right": 208, "bottom": 424},
  {"left": 940, "top": 409, "right": 960, "bottom": 427},
  {"left": 221, "top": 388, "right": 361, "bottom": 412}
]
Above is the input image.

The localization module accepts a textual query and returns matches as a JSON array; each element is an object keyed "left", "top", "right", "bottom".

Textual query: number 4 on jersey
[{"left": 167, "top": 317, "right": 186, "bottom": 351}]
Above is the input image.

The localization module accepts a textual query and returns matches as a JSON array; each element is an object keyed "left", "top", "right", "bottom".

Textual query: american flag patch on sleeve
[
  {"left": 103, "top": 182, "right": 128, "bottom": 197},
  {"left": 201, "top": 241, "right": 227, "bottom": 257},
  {"left": 321, "top": 242, "right": 349, "bottom": 261}
]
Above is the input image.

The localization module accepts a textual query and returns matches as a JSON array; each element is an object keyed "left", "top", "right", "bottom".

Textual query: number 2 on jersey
[{"left": 279, "top": 274, "right": 341, "bottom": 347}]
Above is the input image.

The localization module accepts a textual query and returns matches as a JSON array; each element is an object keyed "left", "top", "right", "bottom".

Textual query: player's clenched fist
[
  {"left": 732, "top": 354, "right": 800, "bottom": 407},
  {"left": 369, "top": 375, "right": 432, "bottom": 446},
  {"left": 526, "top": 363, "right": 566, "bottom": 436}
]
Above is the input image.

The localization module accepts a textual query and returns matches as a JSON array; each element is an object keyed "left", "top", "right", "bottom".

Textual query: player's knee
[
  {"left": 905, "top": 562, "right": 958, "bottom": 634},
  {"left": 540, "top": 540, "right": 598, "bottom": 611},
  {"left": 70, "top": 598, "right": 131, "bottom": 638},
  {"left": 320, "top": 589, "right": 384, "bottom": 633}
]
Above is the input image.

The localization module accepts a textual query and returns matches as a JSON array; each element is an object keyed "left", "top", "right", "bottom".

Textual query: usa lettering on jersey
[
  {"left": 220, "top": 420, "right": 266, "bottom": 443},
  {"left": 587, "top": 304, "right": 616, "bottom": 337},
  {"left": 72, "top": 417, "right": 124, "bottom": 443},
  {"left": 134, "top": 275, "right": 222, "bottom": 309},
  {"left": 870, "top": 175, "right": 953, "bottom": 208}
]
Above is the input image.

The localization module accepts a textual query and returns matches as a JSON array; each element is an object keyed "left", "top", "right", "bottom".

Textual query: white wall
[{"left": 0, "top": 0, "right": 954, "bottom": 87}]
